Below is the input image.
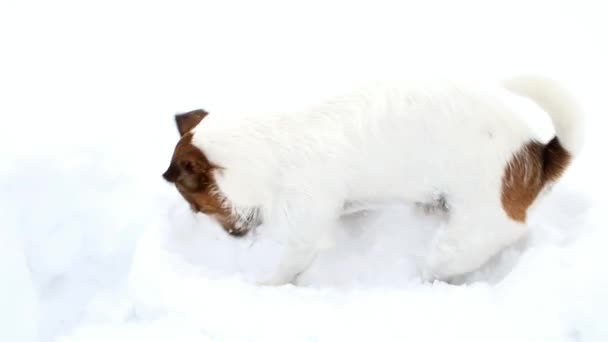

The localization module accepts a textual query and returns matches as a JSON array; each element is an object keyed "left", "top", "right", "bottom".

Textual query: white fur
[
  {"left": 503, "top": 75, "right": 585, "bottom": 155},
  {"left": 192, "top": 77, "right": 582, "bottom": 284}
]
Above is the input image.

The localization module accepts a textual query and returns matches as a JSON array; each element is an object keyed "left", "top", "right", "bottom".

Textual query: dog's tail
[{"left": 503, "top": 75, "right": 584, "bottom": 181}]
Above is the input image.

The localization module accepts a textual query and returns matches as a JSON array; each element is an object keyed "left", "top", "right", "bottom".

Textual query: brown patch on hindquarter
[
  {"left": 542, "top": 137, "right": 572, "bottom": 182},
  {"left": 501, "top": 137, "right": 571, "bottom": 222}
]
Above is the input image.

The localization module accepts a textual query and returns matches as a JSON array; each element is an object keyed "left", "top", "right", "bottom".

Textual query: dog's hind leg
[{"left": 422, "top": 199, "right": 528, "bottom": 282}]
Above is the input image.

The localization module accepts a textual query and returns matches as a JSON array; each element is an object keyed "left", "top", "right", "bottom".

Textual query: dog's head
[{"left": 162, "top": 110, "right": 260, "bottom": 236}]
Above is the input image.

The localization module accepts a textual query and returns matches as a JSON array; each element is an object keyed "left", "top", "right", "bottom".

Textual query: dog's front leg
[
  {"left": 259, "top": 201, "right": 337, "bottom": 286},
  {"left": 258, "top": 239, "right": 319, "bottom": 286}
]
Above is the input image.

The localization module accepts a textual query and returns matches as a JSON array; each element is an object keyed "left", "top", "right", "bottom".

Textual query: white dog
[{"left": 163, "top": 76, "right": 583, "bottom": 284}]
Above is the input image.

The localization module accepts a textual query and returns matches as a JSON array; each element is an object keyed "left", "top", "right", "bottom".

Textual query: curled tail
[{"left": 503, "top": 75, "right": 585, "bottom": 182}]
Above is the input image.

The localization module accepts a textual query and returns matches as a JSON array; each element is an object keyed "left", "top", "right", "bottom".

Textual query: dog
[{"left": 162, "top": 76, "right": 584, "bottom": 285}]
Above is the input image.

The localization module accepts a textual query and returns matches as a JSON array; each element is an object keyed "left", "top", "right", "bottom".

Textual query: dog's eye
[{"left": 180, "top": 160, "right": 195, "bottom": 173}]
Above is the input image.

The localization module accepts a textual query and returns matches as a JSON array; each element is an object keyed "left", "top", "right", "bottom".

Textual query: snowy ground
[{"left": 2, "top": 1, "right": 608, "bottom": 341}]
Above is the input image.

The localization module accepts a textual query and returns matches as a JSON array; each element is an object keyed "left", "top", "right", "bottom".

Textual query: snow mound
[{"left": 59, "top": 171, "right": 608, "bottom": 341}]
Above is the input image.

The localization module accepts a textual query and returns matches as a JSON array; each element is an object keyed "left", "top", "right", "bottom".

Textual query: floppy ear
[{"left": 174, "top": 109, "right": 208, "bottom": 136}]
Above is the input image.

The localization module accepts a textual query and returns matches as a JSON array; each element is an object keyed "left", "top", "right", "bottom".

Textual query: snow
[
  {"left": 1, "top": 1, "right": 607, "bottom": 341},
  {"left": 0, "top": 215, "right": 39, "bottom": 342}
]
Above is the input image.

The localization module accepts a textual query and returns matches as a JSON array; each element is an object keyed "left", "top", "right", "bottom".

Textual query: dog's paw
[
  {"left": 422, "top": 244, "right": 461, "bottom": 283},
  {"left": 256, "top": 273, "right": 295, "bottom": 287},
  {"left": 420, "top": 267, "right": 437, "bottom": 283}
]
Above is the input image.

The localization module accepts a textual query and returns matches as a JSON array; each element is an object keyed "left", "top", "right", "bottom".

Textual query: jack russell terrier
[{"left": 163, "top": 76, "right": 583, "bottom": 285}]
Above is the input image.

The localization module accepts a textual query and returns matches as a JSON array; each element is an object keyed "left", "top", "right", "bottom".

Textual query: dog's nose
[{"left": 163, "top": 164, "right": 178, "bottom": 182}]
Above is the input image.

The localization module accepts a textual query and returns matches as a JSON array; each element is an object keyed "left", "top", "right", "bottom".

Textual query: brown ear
[{"left": 174, "top": 109, "right": 208, "bottom": 136}]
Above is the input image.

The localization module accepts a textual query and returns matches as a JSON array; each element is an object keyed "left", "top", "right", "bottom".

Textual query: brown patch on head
[
  {"left": 501, "top": 137, "right": 571, "bottom": 222},
  {"left": 174, "top": 109, "right": 208, "bottom": 136},
  {"left": 163, "top": 123, "right": 251, "bottom": 237}
]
